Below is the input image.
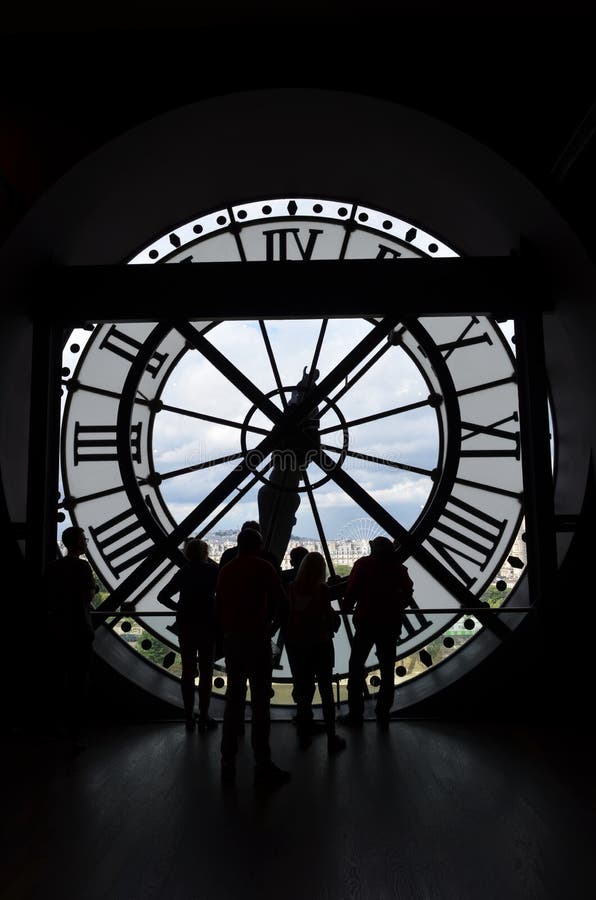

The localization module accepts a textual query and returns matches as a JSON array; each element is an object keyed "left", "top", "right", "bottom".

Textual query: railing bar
[{"left": 90, "top": 607, "right": 535, "bottom": 617}]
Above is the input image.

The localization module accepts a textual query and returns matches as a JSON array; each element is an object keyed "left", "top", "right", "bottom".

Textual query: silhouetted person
[
  {"left": 44, "top": 525, "right": 97, "bottom": 746},
  {"left": 157, "top": 539, "right": 218, "bottom": 732},
  {"left": 218, "top": 520, "right": 280, "bottom": 572},
  {"left": 276, "top": 547, "right": 308, "bottom": 688},
  {"left": 285, "top": 552, "right": 346, "bottom": 754},
  {"left": 216, "top": 528, "right": 290, "bottom": 786},
  {"left": 340, "top": 536, "right": 413, "bottom": 729},
  {"left": 281, "top": 545, "right": 309, "bottom": 586}
]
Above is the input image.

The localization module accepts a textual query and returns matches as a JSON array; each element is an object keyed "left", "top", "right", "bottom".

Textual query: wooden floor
[{"left": 2, "top": 718, "right": 595, "bottom": 900}]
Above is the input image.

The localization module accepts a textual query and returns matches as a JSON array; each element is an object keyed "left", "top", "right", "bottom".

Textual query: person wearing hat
[{"left": 339, "top": 536, "right": 413, "bottom": 729}]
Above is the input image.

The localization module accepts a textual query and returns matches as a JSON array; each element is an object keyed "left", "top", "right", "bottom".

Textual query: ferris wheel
[{"left": 337, "top": 517, "right": 387, "bottom": 544}]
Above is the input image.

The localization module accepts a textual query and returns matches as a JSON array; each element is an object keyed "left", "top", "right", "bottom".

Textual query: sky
[{"left": 152, "top": 318, "right": 438, "bottom": 540}]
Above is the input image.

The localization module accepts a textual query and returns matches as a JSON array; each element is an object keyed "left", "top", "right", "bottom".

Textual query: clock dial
[{"left": 60, "top": 197, "right": 524, "bottom": 704}]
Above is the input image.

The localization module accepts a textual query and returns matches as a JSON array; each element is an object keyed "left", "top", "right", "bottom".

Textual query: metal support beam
[
  {"left": 25, "top": 319, "right": 63, "bottom": 575},
  {"left": 36, "top": 257, "right": 548, "bottom": 324},
  {"left": 514, "top": 311, "right": 557, "bottom": 613}
]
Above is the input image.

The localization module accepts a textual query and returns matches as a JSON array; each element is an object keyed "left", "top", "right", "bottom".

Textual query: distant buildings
[{"left": 205, "top": 534, "right": 372, "bottom": 570}]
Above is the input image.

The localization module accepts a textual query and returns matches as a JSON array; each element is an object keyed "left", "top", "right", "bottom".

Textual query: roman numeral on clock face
[
  {"left": 88, "top": 507, "right": 154, "bottom": 578},
  {"left": 425, "top": 495, "right": 508, "bottom": 589},
  {"left": 74, "top": 422, "right": 142, "bottom": 465},
  {"left": 376, "top": 243, "right": 402, "bottom": 259},
  {"left": 99, "top": 325, "right": 169, "bottom": 378},
  {"left": 263, "top": 228, "right": 324, "bottom": 261},
  {"left": 430, "top": 316, "right": 493, "bottom": 362},
  {"left": 460, "top": 413, "right": 520, "bottom": 459},
  {"left": 399, "top": 603, "right": 432, "bottom": 642}
]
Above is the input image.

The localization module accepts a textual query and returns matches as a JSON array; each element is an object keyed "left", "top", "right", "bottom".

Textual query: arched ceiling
[{"left": 1, "top": 16, "right": 595, "bottom": 258}]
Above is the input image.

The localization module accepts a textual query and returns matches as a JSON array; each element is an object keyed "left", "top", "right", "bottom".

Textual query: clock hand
[
  {"left": 258, "top": 319, "right": 288, "bottom": 410},
  {"left": 176, "top": 315, "right": 400, "bottom": 432}
]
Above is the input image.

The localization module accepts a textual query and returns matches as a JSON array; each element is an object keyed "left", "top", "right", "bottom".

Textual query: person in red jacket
[
  {"left": 216, "top": 527, "right": 290, "bottom": 787},
  {"left": 339, "top": 536, "right": 413, "bottom": 729}
]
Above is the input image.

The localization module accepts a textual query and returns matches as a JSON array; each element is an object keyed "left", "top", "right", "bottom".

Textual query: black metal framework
[{"left": 42, "top": 248, "right": 553, "bottom": 707}]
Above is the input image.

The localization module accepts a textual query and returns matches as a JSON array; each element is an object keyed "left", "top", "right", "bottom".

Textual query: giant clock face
[{"left": 60, "top": 197, "right": 525, "bottom": 706}]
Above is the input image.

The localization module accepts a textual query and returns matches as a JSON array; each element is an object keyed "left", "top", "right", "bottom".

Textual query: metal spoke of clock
[
  {"left": 456, "top": 375, "right": 517, "bottom": 398},
  {"left": 139, "top": 452, "right": 245, "bottom": 485},
  {"left": 318, "top": 339, "right": 393, "bottom": 420},
  {"left": 321, "top": 444, "right": 434, "bottom": 478},
  {"left": 293, "top": 316, "right": 400, "bottom": 427},
  {"left": 58, "top": 482, "right": 129, "bottom": 509},
  {"left": 176, "top": 321, "right": 282, "bottom": 424},
  {"left": 103, "top": 318, "right": 400, "bottom": 613},
  {"left": 319, "top": 397, "right": 435, "bottom": 435},
  {"left": 98, "top": 460, "right": 274, "bottom": 614},
  {"left": 302, "top": 470, "right": 355, "bottom": 649},
  {"left": 177, "top": 316, "right": 400, "bottom": 434},
  {"left": 454, "top": 475, "right": 522, "bottom": 500},
  {"left": 99, "top": 461, "right": 255, "bottom": 613},
  {"left": 302, "top": 470, "right": 336, "bottom": 580},
  {"left": 63, "top": 380, "right": 149, "bottom": 405},
  {"left": 62, "top": 381, "right": 269, "bottom": 436},
  {"left": 312, "top": 448, "right": 512, "bottom": 640},
  {"left": 158, "top": 401, "right": 270, "bottom": 436},
  {"left": 195, "top": 460, "right": 274, "bottom": 539},
  {"left": 258, "top": 320, "right": 288, "bottom": 410},
  {"left": 307, "top": 318, "right": 328, "bottom": 387},
  {"left": 104, "top": 560, "right": 178, "bottom": 628}
]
